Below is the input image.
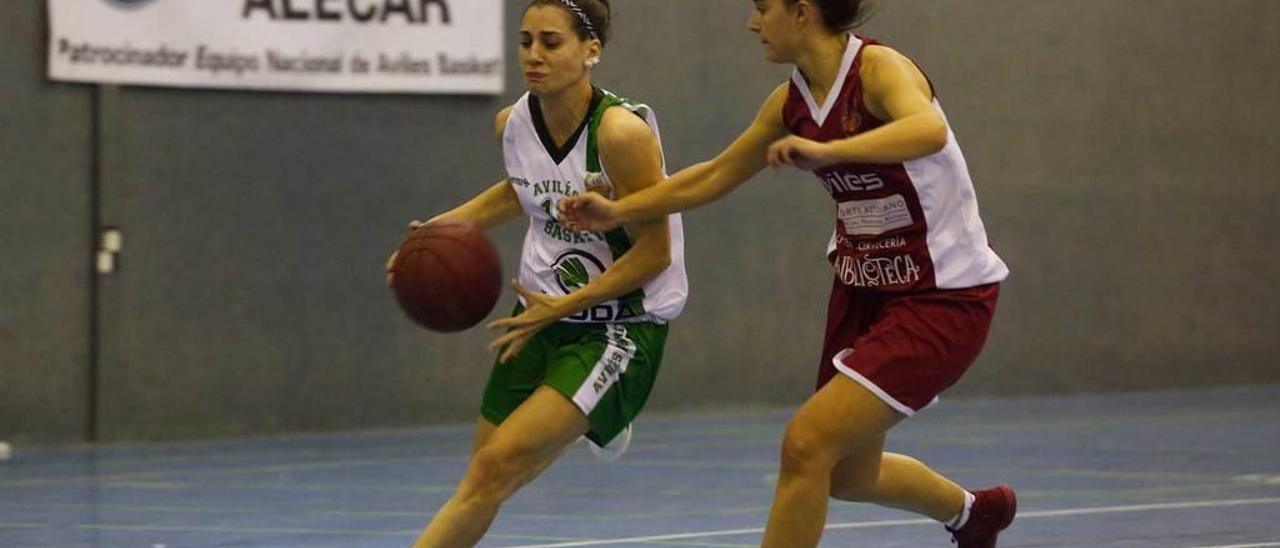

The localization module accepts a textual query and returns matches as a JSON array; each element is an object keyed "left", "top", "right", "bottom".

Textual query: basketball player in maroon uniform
[{"left": 560, "top": 0, "right": 1015, "bottom": 545}]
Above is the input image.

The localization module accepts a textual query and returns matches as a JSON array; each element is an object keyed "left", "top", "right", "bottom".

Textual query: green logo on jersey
[
  {"left": 554, "top": 257, "right": 590, "bottom": 289},
  {"left": 550, "top": 250, "right": 607, "bottom": 294}
]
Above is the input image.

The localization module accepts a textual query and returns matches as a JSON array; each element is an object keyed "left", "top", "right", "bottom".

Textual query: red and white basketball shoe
[{"left": 947, "top": 484, "right": 1017, "bottom": 548}]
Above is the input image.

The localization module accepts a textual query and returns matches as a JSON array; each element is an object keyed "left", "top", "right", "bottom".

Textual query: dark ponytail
[
  {"left": 527, "top": 0, "right": 613, "bottom": 46},
  {"left": 789, "top": 0, "right": 875, "bottom": 33}
]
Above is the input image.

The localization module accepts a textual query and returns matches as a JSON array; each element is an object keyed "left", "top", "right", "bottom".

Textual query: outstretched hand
[
  {"left": 557, "top": 193, "right": 622, "bottom": 232},
  {"left": 767, "top": 136, "right": 837, "bottom": 171},
  {"left": 487, "top": 280, "right": 575, "bottom": 363}
]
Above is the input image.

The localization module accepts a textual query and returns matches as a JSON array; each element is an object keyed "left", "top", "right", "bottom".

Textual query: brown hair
[
  {"left": 786, "top": 0, "right": 875, "bottom": 32},
  {"left": 526, "top": 0, "right": 613, "bottom": 45}
]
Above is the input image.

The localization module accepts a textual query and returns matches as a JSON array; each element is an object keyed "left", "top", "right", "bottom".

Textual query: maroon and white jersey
[{"left": 784, "top": 36, "right": 1008, "bottom": 292}]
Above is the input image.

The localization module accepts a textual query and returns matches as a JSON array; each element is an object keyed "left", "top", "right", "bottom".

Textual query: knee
[
  {"left": 779, "top": 421, "right": 836, "bottom": 474},
  {"left": 458, "top": 446, "right": 527, "bottom": 504}
]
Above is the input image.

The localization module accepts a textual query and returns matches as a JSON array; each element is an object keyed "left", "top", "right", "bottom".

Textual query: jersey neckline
[
  {"left": 528, "top": 86, "right": 605, "bottom": 165},
  {"left": 790, "top": 34, "right": 863, "bottom": 128}
]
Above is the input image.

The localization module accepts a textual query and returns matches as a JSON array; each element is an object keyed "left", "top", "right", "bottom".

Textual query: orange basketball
[{"left": 390, "top": 220, "right": 502, "bottom": 332}]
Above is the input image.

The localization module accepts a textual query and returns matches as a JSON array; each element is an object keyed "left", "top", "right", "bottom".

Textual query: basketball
[{"left": 390, "top": 220, "right": 503, "bottom": 332}]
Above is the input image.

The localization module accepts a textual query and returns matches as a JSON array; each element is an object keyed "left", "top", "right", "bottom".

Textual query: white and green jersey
[{"left": 502, "top": 87, "right": 687, "bottom": 323}]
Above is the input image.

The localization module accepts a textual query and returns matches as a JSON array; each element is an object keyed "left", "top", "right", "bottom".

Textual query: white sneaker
[{"left": 587, "top": 424, "right": 632, "bottom": 462}]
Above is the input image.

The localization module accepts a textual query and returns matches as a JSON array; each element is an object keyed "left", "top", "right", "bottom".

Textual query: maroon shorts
[{"left": 817, "top": 280, "right": 1000, "bottom": 416}]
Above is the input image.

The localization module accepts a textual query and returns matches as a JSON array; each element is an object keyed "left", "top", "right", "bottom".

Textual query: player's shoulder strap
[{"left": 585, "top": 88, "right": 656, "bottom": 175}]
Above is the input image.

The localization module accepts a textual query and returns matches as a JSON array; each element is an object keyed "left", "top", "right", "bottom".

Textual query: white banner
[{"left": 48, "top": 0, "right": 504, "bottom": 95}]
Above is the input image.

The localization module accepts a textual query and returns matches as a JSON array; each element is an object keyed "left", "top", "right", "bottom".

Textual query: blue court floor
[{"left": 3, "top": 385, "right": 1279, "bottom": 547}]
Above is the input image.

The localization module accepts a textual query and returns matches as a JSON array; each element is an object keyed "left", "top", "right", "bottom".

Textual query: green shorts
[{"left": 480, "top": 316, "right": 669, "bottom": 447}]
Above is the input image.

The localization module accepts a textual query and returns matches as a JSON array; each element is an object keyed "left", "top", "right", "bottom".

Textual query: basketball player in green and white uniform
[{"left": 385, "top": 1, "right": 687, "bottom": 545}]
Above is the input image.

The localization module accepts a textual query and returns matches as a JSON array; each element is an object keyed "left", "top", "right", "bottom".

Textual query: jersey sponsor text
[
  {"left": 835, "top": 253, "right": 923, "bottom": 288},
  {"left": 837, "top": 195, "right": 914, "bottom": 236},
  {"left": 820, "top": 171, "right": 885, "bottom": 194}
]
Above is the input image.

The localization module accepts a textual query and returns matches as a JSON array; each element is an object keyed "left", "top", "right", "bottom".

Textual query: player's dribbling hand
[
  {"left": 558, "top": 193, "right": 621, "bottom": 232},
  {"left": 384, "top": 250, "right": 398, "bottom": 285},
  {"left": 767, "top": 136, "right": 835, "bottom": 171},
  {"left": 386, "top": 219, "right": 428, "bottom": 285},
  {"left": 486, "top": 280, "right": 574, "bottom": 363}
]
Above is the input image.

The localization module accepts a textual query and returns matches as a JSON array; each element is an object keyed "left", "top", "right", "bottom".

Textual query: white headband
[{"left": 557, "top": 0, "right": 598, "bottom": 40}]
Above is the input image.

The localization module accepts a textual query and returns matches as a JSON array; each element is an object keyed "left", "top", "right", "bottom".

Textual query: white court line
[
  {"left": 505, "top": 496, "right": 1280, "bottom": 548},
  {"left": 1188, "top": 543, "right": 1280, "bottom": 548}
]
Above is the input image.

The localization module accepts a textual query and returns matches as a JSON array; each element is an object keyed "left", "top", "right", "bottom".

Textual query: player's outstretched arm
[{"left": 559, "top": 84, "right": 790, "bottom": 232}]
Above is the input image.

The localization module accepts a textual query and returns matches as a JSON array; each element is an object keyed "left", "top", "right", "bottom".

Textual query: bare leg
[
  {"left": 413, "top": 387, "right": 588, "bottom": 548},
  {"left": 828, "top": 434, "right": 966, "bottom": 521},
  {"left": 471, "top": 418, "right": 496, "bottom": 455},
  {"left": 472, "top": 416, "right": 568, "bottom": 472},
  {"left": 761, "top": 376, "right": 903, "bottom": 548}
]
